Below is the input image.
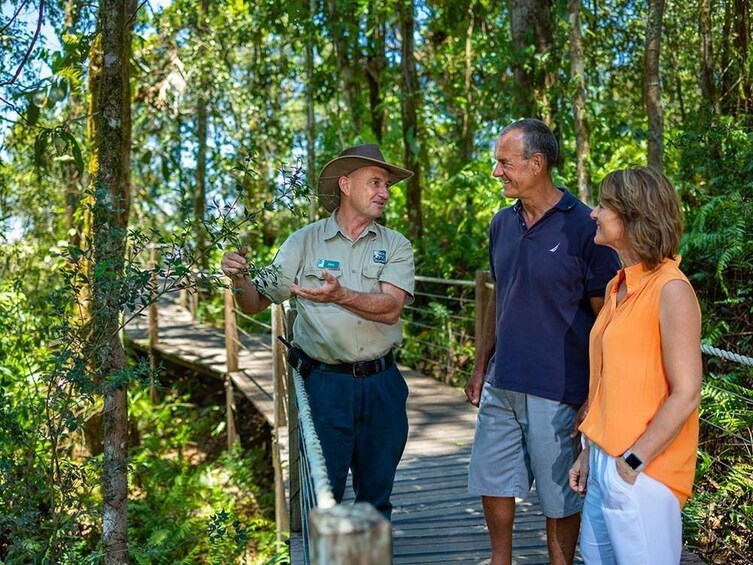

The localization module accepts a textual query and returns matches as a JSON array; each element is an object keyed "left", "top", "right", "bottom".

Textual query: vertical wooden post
[
  {"left": 224, "top": 282, "right": 239, "bottom": 372},
  {"left": 272, "top": 305, "right": 288, "bottom": 427},
  {"left": 224, "top": 281, "right": 239, "bottom": 448},
  {"left": 286, "top": 307, "right": 302, "bottom": 533},
  {"left": 224, "top": 374, "right": 237, "bottom": 449},
  {"left": 309, "top": 504, "right": 391, "bottom": 564},
  {"left": 190, "top": 271, "right": 199, "bottom": 322},
  {"left": 271, "top": 304, "right": 290, "bottom": 541},
  {"left": 474, "top": 270, "right": 492, "bottom": 342},
  {"left": 148, "top": 244, "right": 159, "bottom": 403}
]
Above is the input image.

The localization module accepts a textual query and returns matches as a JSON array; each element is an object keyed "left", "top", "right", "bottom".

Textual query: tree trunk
[
  {"left": 720, "top": 0, "right": 733, "bottom": 113},
  {"left": 365, "top": 0, "right": 385, "bottom": 143},
  {"left": 64, "top": 0, "right": 83, "bottom": 249},
  {"left": 732, "top": 0, "right": 750, "bottom": 114},
  {"left": 326, "top": 0, "right": 362, "bottom": 136},
  {"left": 306, "top": 0, "right": 317, "bottom": 221},
  {"left": 459, "top": 0, "right": 475, "bottom": 164},
  {"left": 508, "top": 0, "right": 556, "bottom": 125},
  {"left": 568, "top": 0, "right": 591, "bottom": 204},
  {"left": 698, "top": 0, "right": 717, "bottom": 115},
  {"left": 644, "top": 0, "right": 665, "bottom": 171},
  {"left": 92, "top": 1, "right": 134, "bottom": 563},
  {"left": 399, "top": 0, "right": 423, "bottom": 244},
  {"left": 195, "top": 0, "right": 209, "bottom": 272}
]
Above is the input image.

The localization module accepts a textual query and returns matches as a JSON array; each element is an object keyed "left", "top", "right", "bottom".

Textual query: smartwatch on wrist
[{"left": 622, "top": 450, "right": 646, "bottom": 472}]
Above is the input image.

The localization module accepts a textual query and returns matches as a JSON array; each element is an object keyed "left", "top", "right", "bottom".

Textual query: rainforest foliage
[{"left": 1, "top": 0, "right": 751, "bottom": 562}]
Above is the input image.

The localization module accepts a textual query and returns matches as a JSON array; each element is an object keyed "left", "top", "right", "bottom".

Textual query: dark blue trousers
[{"left": 303, "top": 363, "right": 409, "bottom": 520}]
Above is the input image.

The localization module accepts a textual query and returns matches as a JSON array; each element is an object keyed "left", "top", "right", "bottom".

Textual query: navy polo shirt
[{"left": 487, "top": 189, "right": 620, "bottom": 405}]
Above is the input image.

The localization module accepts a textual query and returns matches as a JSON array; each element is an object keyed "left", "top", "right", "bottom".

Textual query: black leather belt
[{"left": 313, "top": 351, "right": 395, "bottom": 377}]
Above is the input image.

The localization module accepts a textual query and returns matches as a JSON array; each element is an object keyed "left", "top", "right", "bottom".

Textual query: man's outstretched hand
[{"left": 290, "top": 270, "right": 344, "bottom": 304}]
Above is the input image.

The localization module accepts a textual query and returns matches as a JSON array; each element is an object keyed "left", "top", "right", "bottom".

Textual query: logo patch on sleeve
[{"left": 372, "top": 250, "right": 387, "bottom": 264}]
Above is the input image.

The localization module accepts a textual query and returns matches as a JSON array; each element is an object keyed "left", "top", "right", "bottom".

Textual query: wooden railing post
[
  {"left": 224, "top": 281, "right": 239, "bottom": 449},
  {"left": 474, "top": 270, "right": 493, "bottom": 341},
  {"left": 271, "top": 304, "right": 290, "bottom": 542},
  {"left": 189, "top": 270, "right": 199, "bottom": 321},
  {"left": 148, "top": 244, "right": 159, "bottom": 403},
  {"left": 179, "top": 270, "right": 199, "bottom": 320},
  {"left": 286, "top": 307, "right": 302, "bottom": 533},
  {"left": 309, "top": 504, "right": 391, "bottom": 564}
]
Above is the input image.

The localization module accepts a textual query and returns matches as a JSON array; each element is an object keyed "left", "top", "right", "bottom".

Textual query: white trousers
[{"left": 580, "top": 444, "right": 682, "bottom": 564}]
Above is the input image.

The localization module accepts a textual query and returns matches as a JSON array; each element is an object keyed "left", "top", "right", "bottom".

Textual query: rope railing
[
  {"left": 235, "top": 308, "right": 273, "bottom": 332},
  {"left": 291, "top": 367, "right": 336, "bottom": 564},
  {"left": 404, "top": 304, "right": 476, "bottom": 324},
  {"left": 413, "top": 290, "right": 473, "bottom": 304},
  {"left": 700, "top": 344, "right": 753, "bottom": 366},
  {"left": 277, "top": 302, "right": 391, "bottom": 563}
]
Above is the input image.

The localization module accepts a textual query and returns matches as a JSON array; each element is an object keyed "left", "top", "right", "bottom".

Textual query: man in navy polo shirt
[{"left": 465, "top": 119, "right": 620, "bottom": 565}]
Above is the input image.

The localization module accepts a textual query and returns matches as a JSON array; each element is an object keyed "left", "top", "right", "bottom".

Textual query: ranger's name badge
[{"left": 317, "top": 259, "right": 340, "bottom": 270}]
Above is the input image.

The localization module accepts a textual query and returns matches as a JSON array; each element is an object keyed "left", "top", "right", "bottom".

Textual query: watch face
[{"left": 624, "top": 452, "right": 643, "bottom": 470}]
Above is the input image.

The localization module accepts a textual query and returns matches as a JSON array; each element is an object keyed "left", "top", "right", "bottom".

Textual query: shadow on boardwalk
[{"left": 391, "top": 368, "right": 566, "bottom": 564}]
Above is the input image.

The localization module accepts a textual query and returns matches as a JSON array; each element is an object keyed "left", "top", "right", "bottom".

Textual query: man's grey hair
[{"left": 500, "top": 118, "right": 558, "bottom": 171}]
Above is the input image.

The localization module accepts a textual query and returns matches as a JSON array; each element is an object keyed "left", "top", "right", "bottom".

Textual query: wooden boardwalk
[
  {"left": 390, "top": 368, "right": 554, "bottom": 563},
  {"left": 124, "top": 296, "right": 705, "bottom": 565}
]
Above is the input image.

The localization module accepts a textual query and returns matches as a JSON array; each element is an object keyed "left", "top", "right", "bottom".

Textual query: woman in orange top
[{"left": 568, "top": 167, "right": 702, "bottom": 564}]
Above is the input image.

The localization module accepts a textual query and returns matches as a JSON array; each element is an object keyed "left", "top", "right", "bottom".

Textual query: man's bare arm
[
  {"left": 290, "top": 271, "right": 407, "bottom": 324},
  {"left": 464, "top": 292, "right": 496, "bottom": 407},
  {"left": 221, "top": 251, "right": 272, "bottom": 315}
]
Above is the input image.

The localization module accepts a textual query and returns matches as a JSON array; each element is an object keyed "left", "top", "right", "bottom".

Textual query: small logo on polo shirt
[
  {"left": 549, "top": 242, "right": 561, "bottom": 252},
  {"left": 373, "top": 250, "right": 387, "bottom": 264}
]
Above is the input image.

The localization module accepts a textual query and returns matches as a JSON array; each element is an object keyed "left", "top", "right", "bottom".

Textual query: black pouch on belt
[
  {"left": 287, "top": 347, "right": 313, "bottom": 378},
  {"left": 278, "top": 336, "right": 313, "bottom": 378}
]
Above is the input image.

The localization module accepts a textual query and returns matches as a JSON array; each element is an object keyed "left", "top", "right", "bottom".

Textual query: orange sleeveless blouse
[{"left": 579, "top": 257, "right": 700, "bottom": 506}]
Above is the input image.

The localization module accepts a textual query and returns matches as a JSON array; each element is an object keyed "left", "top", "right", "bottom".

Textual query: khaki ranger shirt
[{"left": 254, "top": 212, "right": 415, "bottom": 364}]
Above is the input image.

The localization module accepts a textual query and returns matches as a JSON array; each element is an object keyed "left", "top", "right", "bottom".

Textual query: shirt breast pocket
[
  {"left": 302, "top": 266, "right": 342, "bottom": 288},
  {"left": 362, "top": 265, "right": 383, "bottom": 293}
]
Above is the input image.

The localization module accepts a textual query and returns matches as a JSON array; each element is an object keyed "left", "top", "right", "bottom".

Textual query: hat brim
[{"left": 318, "top": 156, "right": 413, "bottom": 212}]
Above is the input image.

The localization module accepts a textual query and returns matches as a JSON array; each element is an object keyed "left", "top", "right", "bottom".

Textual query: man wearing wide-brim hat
[{"left": 221, "top": 144, "right": 414, "bottom": 521}]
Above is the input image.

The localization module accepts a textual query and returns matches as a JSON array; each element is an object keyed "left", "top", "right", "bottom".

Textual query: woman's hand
[
  {"left": 568, "top": 446, "right": 590, "bottom": 494},
  {"left": 615, "top": 456, "right": 640, "bottom": 485}
]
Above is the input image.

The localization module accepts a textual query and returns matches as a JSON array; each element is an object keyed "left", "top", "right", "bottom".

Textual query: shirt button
[{"left": 352, "top": 269, "right": 356, "bottom": 273}]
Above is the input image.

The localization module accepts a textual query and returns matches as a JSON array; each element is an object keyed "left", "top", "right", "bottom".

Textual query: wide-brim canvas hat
[{"left": 318, "top": 144, "right": 413, "bottom": 212}]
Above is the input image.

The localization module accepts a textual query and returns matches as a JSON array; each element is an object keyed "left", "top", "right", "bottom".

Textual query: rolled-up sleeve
[
  {"left": 379, "top": 234, "right": 415, "bottom": 305},
  {"left": 253, "top": 234, "right": 302, "bottom": 304}
]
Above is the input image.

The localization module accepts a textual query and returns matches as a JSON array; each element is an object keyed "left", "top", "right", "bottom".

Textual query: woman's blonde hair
[{"left": 598, "top": 167, "right": 683, "bottom": 270}]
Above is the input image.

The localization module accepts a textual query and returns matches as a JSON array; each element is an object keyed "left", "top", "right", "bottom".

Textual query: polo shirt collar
[
  {"left": 512, "top": 188, "right": 577, "bottom": 221},
  {"left": 554, "top": 188, "right": 579, "bottom": 211},
  {"left": 323, "top": 209, "right": 378, "bottom": 241}
]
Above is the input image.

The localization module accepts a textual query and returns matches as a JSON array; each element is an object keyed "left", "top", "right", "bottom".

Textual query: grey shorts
[{"left": 468, "top": 384, "right": 582, "bottom": 518}]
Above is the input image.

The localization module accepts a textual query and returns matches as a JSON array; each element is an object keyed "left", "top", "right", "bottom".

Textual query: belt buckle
[{"left": 352, "top": 361, "right": 369, "bottom": 377}]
